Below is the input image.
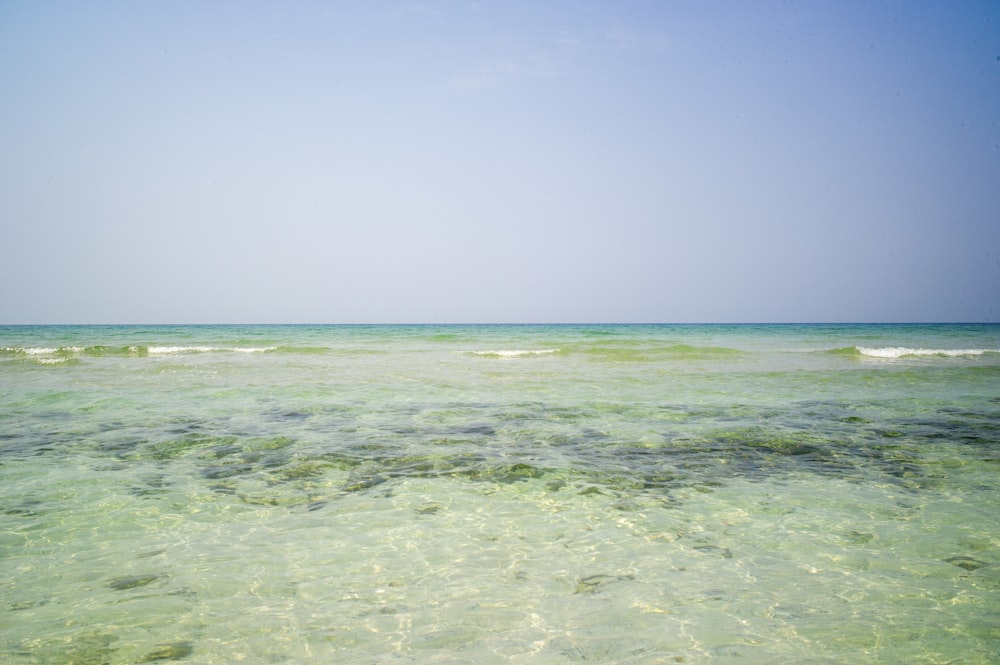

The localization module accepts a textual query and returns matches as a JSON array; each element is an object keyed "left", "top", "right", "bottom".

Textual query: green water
[{"left": 1, "top": 324, "right": 999, "bottom": 663}]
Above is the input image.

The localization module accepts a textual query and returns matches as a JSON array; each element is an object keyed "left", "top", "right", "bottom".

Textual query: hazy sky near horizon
[{"left": 2, "top": 1, "right": 999, "bottom": 323}]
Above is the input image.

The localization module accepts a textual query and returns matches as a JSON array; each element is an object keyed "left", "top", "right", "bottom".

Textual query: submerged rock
[
  {"left": 140, "top": 641, "right": 194, "bottom": 661},
  {"left": 342, "top": 474, "right": 387, "bottom": 492},
  {"left": 574, "top": 573, "right": 635, "bottom": 594},
  {"left": 272, "top": 459, "right": 331, "bottom": 481},
  {"left": 108, "top": 574, "right": 162, "bottom": 591},
  {"left": 944, "top": 555, "right": 989, "bottom": 572},
  {"left": 201, "top": 463, "right": 253, "bottom": 479},
  {"left": 693, "top": 545, "right": 733, "bottom": 558},
  {"left": 454, "top": 423, "right": 496, "bottom": 436}
]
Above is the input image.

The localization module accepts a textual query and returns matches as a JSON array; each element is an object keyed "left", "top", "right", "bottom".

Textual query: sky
[{"left": 1, "top": 1, "right": 998, "bottom": 324}]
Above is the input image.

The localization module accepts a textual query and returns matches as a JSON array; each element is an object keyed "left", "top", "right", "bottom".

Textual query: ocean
[{"left": 1, "top": 323, "right": 998, "bottom": 664}]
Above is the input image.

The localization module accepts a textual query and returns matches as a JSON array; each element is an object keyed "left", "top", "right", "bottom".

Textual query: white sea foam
[
  {"left": 856, "top": 346, "right": 997, "bottom": 358},
  {"left": 147, "top": 346, "right": 220, "bottom": 355},
  {"left": 2, "top": 345, "right": 279, "bottom": 358},
  {"left": 469, "top": 349, "right": 561, "bottom": 358},
  {"left": 147, "top": 346, "right": 278, "bottom": 355},
  {"left": 1, "top": 346, "right": 84, "bottom": 357}
]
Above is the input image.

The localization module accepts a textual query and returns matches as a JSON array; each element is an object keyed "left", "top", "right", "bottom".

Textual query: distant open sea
[{"left": 2, "top": 323, "right": 999, "bottom": 664}]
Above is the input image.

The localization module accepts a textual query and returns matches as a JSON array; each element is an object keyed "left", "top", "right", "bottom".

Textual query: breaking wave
[
  {"left": 468, "top": 349, "right": 562, "bottom": 358},
  {"left": 829, "top": 346, "right": 1000, "bottom": 359},
  {"left": 147, "top": 346, "right": 278, "bottom": 355},
  {"left": 465, "top": 344, "right": 745, "bottom": 361},
  {"left": 0, "top": 345, "right": 318, "bottom": 362}
]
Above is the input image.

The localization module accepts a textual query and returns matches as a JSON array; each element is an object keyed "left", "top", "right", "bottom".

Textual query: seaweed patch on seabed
[
  {"left": 139, "top": 641, "right": 194, "bottom": 662},
  {"left": 665, "top": 406, "right": 977, "bottom": 489},
  {"left": 574, "top": 573, "right": 636, "bottom": 594},
  {"left": 87, "top": 396, "right": 996, "bottom": 514},
  {"left": 944, "top": 556, "right": 990, "bottom": 572},
  {"left": 107, "top": 574, "right": 165, "bottom": 591},
  {"left": 692, "top": 544, "right": 733, "bottom": 558},
  {"left": 0, "top": 432, "right": 70, "bottom": 459}
]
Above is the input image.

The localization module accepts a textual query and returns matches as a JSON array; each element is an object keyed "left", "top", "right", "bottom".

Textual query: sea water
[{"left": 1, "top": 323, "right": 998, "bottom": 664}]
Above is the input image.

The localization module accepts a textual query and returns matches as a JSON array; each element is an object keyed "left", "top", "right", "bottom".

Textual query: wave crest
[
  {"left": 854, "top": 346, "right": 998, "bottom": 359},
  {"left": 147, "top": 346, "right": 279, "bottom": 355},
  {"left": 469, "top": 349, "right": 562, "bottom": 358},
  {"left": 1, "top": 344, "right": 284, "bottom": 361}
]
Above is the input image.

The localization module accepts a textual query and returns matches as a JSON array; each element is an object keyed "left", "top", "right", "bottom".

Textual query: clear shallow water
[{"left": 1, "top": 323, "right": 999, "bottom": 664}]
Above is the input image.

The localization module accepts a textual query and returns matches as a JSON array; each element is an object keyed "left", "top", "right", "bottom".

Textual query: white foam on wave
[
  {"left": 469, "top": 349, "right": 561, "bottom": 358},
  {"left": 147, "top": 346, "right": 278, "bottom": 355},
  {"left": 3, "top": 345, "right": 280, "bottom": 358},
  {"left": 856, "top": 346, "right": 997, "bottom": 359},
  {"left": 24, "top": 347, "right": 74, "bottom": 355},
  {"left": 0, "top": 346, "right": 83, "bottom": 357},
  {"left": 148, "top": 346, "right": 219, "bottom": 355}
]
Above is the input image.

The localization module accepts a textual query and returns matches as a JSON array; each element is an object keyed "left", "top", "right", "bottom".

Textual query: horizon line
[{"left": 1, "top": 321, "right": 996, "bottom": 327}]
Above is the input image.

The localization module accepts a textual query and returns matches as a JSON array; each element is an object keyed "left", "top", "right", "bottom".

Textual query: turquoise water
[{"left": 1, "top": 323, "right": 999, "bottom": 664}]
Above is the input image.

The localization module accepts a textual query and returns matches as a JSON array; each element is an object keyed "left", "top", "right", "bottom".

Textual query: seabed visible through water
[{"left": 1, "top": 324, "right": 998, "bottom": 663}]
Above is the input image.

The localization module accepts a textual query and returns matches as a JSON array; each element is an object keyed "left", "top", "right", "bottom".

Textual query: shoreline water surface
[{"left": 2, "top": 324, "right": 998, "bottom": 663}]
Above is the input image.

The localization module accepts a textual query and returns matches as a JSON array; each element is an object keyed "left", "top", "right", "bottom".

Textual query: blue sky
[{"left": 2, "top": 1, "right": 998, "bottom": 323}]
